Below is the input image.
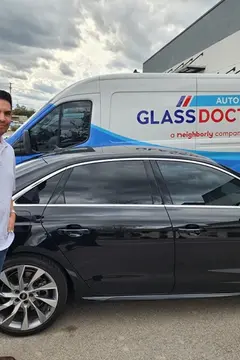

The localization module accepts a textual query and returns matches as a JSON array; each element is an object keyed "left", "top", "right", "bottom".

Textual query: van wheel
[{"left": 0, "top": 255, "right": 68, "bottom": 336}]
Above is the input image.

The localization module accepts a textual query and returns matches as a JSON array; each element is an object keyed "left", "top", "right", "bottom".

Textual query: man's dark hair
[{"left": 0, "top": 90, "right": 12, "bottom": 108}]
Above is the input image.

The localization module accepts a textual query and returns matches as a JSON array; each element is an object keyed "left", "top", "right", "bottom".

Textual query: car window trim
[
  {"left": 13, "top": 157, "right": 240, "bottom": 205},
  {"left": 150, "top": 160, "right": 173, "bottom": 205},
  {"left": 14, "top": 204, "right": 240, "bottom": 209}
]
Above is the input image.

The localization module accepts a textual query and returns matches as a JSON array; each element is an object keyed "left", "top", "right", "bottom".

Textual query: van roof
[
  {"left": 57, "top": 71, "right": 240, "bottom": 87},
  {"left": 50, "top": 71, "right": 240, "bottom": 104},
  {"left": 98, "top": 72, "right": 240, "bottom": 80}
]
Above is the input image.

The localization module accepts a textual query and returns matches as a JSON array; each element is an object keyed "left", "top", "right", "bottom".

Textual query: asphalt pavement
[{"left": 1, "top": 297, "right": 240, "bottom": 360}]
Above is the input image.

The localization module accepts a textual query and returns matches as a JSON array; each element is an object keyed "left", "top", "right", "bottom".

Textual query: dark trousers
[{"left": 0, "top": 248, "right": 8, "bottom": 273}]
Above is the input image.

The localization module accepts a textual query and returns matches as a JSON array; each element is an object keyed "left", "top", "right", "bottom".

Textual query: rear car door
[
  {"left": 41, "top": 158, "right": 174, "bottom": 296},
  {"left": 153, "top": 159, "right": 240, "bottom": 294}
]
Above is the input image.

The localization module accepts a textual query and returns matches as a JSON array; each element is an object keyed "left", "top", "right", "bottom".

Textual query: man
[{"left": 0, "top": 90, "right": 16, "bottom": 274}]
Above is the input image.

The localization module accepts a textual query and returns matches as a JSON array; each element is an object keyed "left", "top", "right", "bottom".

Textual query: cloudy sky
[{"left": 0, "top": 0, "right": 218, "bottom": 110}]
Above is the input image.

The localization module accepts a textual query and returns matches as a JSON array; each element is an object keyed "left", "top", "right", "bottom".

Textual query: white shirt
[{"left": 0, "top": 137, "right": 16, "bottom": 251}]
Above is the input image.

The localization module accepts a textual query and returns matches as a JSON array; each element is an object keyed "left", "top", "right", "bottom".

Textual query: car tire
[{"left": 0, "top": 254, "right": 68, "bottom": 337}]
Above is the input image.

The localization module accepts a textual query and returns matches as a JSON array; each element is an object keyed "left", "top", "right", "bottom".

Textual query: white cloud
[{"left": 0, "top": 0, "right": 219, "bottom": 109}]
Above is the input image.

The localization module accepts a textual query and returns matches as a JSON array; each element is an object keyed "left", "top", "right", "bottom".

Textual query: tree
[{"left": 12, "top": 104, "right": 35, "bottom": 118}]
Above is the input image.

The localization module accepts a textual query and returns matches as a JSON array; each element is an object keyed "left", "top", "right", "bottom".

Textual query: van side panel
[
  {"left": 196, "top": 76, "right": 240, "bottom": 152},
  {"left": 101, "top": 77, "right": 197, "bottom": 150},
  {"left": 7, "top": 73, "right": 240, "bottom": 172},
  {"left": 195, "top": 76, "right": 240, "bottom": 172}
]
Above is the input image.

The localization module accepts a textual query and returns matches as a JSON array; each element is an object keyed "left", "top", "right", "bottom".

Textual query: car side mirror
[{"left": 23, "top": 129, "right": 33, "bottom": 154}]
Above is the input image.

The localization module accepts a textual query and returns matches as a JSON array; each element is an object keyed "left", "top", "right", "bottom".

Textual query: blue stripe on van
[
  {"left": 7, "top": 103, "right": 56, "bottom": 145},
  {"left": 10, "top": 117, "right": 240, "bottom": 172},
  {"left": 82, "top": 124, "right": 156, "bottom": 147},
  {"left": 190, "top": 95, "right": 240, "bottom": 107},
  {"left": 79, "top": 125, "right": 240, "bottom": 172}
]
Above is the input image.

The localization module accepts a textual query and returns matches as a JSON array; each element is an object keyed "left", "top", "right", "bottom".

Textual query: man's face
[{"left": 0, "top": 99, "right": 12, "bottom": 137}]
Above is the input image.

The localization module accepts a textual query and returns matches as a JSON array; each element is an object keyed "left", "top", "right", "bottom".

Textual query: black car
[{"left": 1, "top": 145, "right": 240, "bottom": 336}]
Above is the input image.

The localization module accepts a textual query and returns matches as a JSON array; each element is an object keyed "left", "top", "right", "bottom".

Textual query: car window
[
  {"left": 157, "top": 161, "right": 240, "bottom": 206},
  {"left": 28, "top": 101, "right": 92, "bottom": 152},
  {"left": 58, "top": 160, "right": 153, "bottom": 204},
  {"left": 15, "top": 172, "right": 64, "bottom": 204}
]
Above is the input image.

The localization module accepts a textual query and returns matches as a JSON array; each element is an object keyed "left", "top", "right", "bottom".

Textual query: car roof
[
  {"left": 15, "top": 145, "right": 226, "bottom": 195},
  {"left": 15, "top": 145, "right": 218, "bottom": 192},
  {"left": 38, "top": 145, "right": 217, "bottom": 166},
  {"left": 17, "top": 145, "right": 218, "bottom": 173}
]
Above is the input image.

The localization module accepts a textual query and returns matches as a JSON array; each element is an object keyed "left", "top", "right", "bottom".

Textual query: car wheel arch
[{"left": 4, "top": 248, "right": 89, "bottom": 299}]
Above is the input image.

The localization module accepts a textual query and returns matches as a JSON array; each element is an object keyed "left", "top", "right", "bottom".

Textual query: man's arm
[
  {"left": 8, "top": 151, "right": 17, "bottom": 232},
  {"left": 8, "top": 199, "right": 16, "bottom": 233},
  {"left": 10, "top": 199, "right": 15, "bottom": 213}
]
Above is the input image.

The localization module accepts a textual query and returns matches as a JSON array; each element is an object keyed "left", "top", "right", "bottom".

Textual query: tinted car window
[
  {"left": 16, "top": 172, "right": 64, "bottom": 204},
  {"left": 61, "top": 160, "right": 153, "bottom": 204},
  {"left": 157, "top": 161, "right": 240, "bottom": 206}
]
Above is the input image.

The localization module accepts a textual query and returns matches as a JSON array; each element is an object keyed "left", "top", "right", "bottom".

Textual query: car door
[
  {"left": 153, "top": 158, "right": 240, "bottom": 294},
  {"left": 12, "top": 171, "right": 66, "bottom": 252},
  {"left": 41, "top": 158, "right": 175, "bottom": 297}
]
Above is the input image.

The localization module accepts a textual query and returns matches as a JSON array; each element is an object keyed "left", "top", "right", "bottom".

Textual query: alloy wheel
[{"left": 0, "top": 265, "right": 59, "bottom": 331}]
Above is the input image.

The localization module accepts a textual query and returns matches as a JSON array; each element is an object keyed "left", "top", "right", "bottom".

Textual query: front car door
[
  {"left": 153, "top": 158, "right": 240, "bottom": 295},
  {"left": 41, "top": 158, "right": 175, "bottom": 297}
]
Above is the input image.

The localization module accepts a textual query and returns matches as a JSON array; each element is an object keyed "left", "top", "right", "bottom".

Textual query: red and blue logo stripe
[{"left": 176, "top": 95, "right": 193, "bottom": 107}]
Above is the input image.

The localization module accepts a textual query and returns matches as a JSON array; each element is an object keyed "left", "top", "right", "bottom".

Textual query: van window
[
  {"left": 27, "top": 101, "right": 92, "bottom": 153},
  {"left": 60, "top": 101, "right": 91, "bottom": 148},
  {"left": 29, "top": 107, "right": 60, "bottom": 152}
]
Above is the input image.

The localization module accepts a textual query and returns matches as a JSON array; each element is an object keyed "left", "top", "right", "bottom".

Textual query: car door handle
[
  {"left": 57, "top": 228, "right": 90, "bottom": 237},
  {"left": 178, "top": 225, "right": 204, "bottom": 235}
]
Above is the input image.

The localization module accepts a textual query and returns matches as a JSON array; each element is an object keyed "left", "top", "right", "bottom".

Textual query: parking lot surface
[{"left": 1, "top": 297, "right": 240, "bottom": 360}]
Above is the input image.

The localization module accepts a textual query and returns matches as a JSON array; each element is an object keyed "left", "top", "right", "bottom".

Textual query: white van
[{"left": 7, "top": 72, "right": 240, "bottom": 171}]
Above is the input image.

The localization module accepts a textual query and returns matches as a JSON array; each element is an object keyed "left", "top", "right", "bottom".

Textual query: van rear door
[{"left": 196, "top": 75, "right": 240, "bottom": 153}]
